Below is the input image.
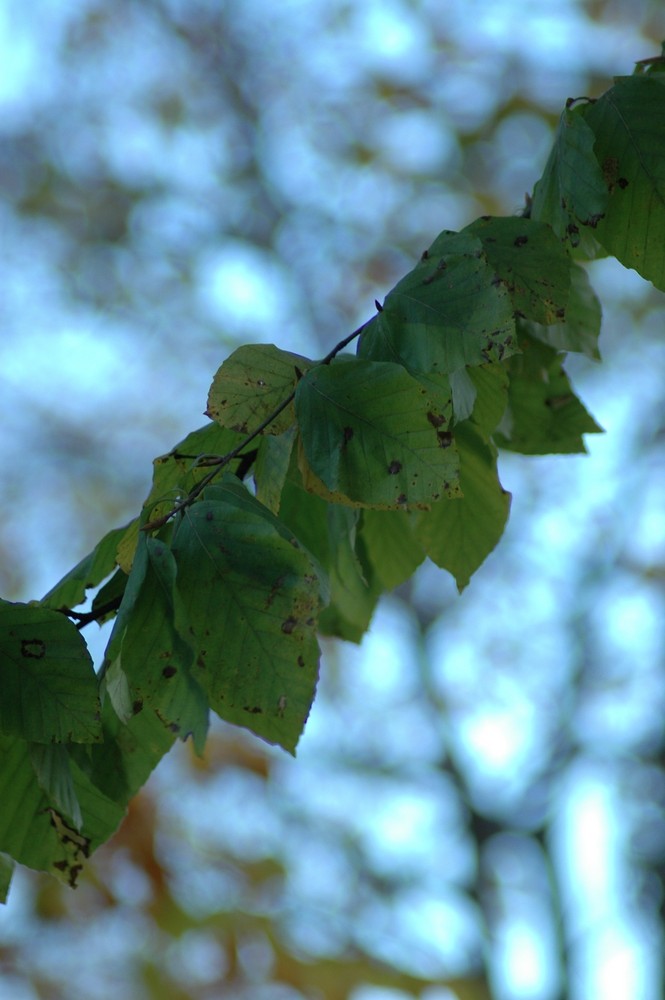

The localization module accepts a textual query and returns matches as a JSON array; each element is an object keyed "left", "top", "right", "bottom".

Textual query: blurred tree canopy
[{"left": 2, "top": 2, "right": 665, "bottom": 1000}]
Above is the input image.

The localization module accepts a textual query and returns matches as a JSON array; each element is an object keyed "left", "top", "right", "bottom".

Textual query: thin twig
[
  {"left": 65, "top": 597, "right": 124, "bottom": 631},
  {"left": 140, "top": 318, "right": 371, "bottom": 533}
]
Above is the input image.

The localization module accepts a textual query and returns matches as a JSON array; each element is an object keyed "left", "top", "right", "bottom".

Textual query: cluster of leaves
[{"left": 1, "top": 49, "right": 665, "bottom": 895}]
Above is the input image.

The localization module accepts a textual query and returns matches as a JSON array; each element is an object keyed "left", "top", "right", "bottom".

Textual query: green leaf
[
  {"left": 495, "top": 334, "right": 603, "bottom": 454},
  {"left": 317, "top": 507, "right": 381, "bottom": 642},
  {"left": 30, "top": 742, "right": 83, "bottom": 829},
  {"left": 68, "top": 751, "right": 128, "bottom": 868},
  {"left": 0, "top": 601, "right": 101, "bottom": 744},
  {"left": 467, "top": 363, "right": 509, "bottom": 438},
  {"left": 464, "top": 216, "right": 572, "bottom": 324},
  {"left": 277, "top": 477, "right": 331, "bottom": 565},
  {"left": 276, "top": 479, "right": 379, "bottom": 642},
  {"left": 255, "top": 426, "right": 297, "bottom": 514},
  {"left": 414, "top": 423, "right": 511, "bottom": 591},
  {"left": 0, "top": 735, "right": 67, "bottom": 877},
  {"left": 0, "top": 734, "right": 125, "bottom": 886},
  {"left": 357, "top": 510, "right": 426, "bottom": 592},
  {"left": 0, "top": 854, "right": 14, "bottom": 904},
  {"left": 531, "top": 103, "right": 609, "bottom": 248},
  {"left": 170, "top": 479, "right": 327, "bottom": 753},
  {"left": 295, "top": 358, "right": 461, "bottom": 510},
  {"left": 73, "top": 561, "right": 189, "bottom": 810},
  {"left": 585, "top": 76, "right": 665, "bottom": 290},
  {"left": 109, "top": 535, "right": 210, "bottom": 755},
  {"left": 91, "top": 567, "right": 128, "bottom": 623},
  {"left": 71, "top": 692, "right": 176, "bottom": 812},
  {"left": 114, "top": 422, "right": 248, "bottom": 576},
  {"left": 359, "top": 230, "right": 517, "bottom": 373},
  {"left": 524, "top": 263, "right": 601, "bottom": 360},
  {"left": 41, "top": 523, "right": 129, "bottom": 610},
  {"left": 206, "top": 344, "right": 313, "bottom": 435},
  {"left": 146, "top": 421, "right": 246, "bottom": 524}
]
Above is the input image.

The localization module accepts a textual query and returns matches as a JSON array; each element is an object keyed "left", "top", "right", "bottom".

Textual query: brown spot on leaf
[
  {"left": 602, "top": 156, "right": 619, "bottom": 188},
  {"left": 545, "top": 393, "right": 574, "bottom": 410},
  {"left": 266, "top": 576, "right": 286, "bottom": 609},
  {"left": 281, "top": 617, "right": 297, "bottom": 634},
  {"left": 68, "top": 864, "right": 83, "bottom": 888},
  {"left": 396, "top": 493, "right": 408, "bottom": 504},
  {"left": 206, "top": 510, "right": 214, "bottom": 521},
  {"left": 342, "top": 426, "right": 354, "bottom": 446},
  {"left": 618, "top": 177, "right": 629, "bottom": 190},
  {"left": 388, "top": 460, "right": 402, "bottom": 474},
  {"left": 422, "top": 259, "right": 448, "bottom": 285},
  {"left": 162, "top": 666, "right": 177, "bottom": 678},
  {"left": 297, "top": 655, "right": 305, "bottom": 668},
  {"left": 132, "top": 699, "right": 144, "bottom": 715},
  {"left": 437, "top": 430, "right": 453, "bottom": 448},
  {"left": 514, "top": 235, "right": 528, "bottom": 247},
  {"left": 244, "top": 705, "right": 263, "bottom": 714},
  {"left": 427, "top": 411, "right": 446, "bottom": 428}
]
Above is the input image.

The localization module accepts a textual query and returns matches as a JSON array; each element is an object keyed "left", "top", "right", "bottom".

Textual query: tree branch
[{"left": 140, "top": 317, "right": 372, "bottom": 533}]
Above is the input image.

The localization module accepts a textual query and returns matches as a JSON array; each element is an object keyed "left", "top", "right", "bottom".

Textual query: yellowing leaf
[{"left": 207, "top": 343, "right": 313, "bottom": 434}]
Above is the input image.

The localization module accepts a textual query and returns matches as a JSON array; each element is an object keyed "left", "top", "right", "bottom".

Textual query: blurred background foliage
[{"left": 1, "top": 1, "right": 665, "bottom": 998}]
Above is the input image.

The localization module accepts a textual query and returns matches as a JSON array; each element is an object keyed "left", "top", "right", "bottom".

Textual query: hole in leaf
[{"left": 21, "top": 639, "right": 45, "bottom": 659}]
